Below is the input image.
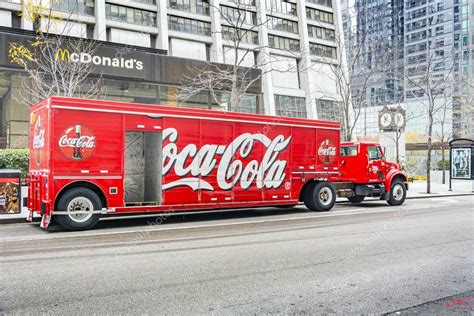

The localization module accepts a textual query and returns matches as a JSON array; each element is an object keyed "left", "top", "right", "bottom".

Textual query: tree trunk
[
  {"left": 426, "top": 101, "right": 434, "bottom": 194},
  {"left": 441, "top": 144, "right": 446, "bottom": 184},
  {"left": 395, "top": 132, "right": 400, "bottom": 164}
]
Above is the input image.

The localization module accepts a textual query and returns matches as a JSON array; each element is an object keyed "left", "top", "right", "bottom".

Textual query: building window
[
  {"left": 306, "top": 7, "right": 333, "bottom": 24},
  {"left": 105, "top": 4, "right": 157, "bottom": 27},
  {"left": 316, "top": 99, "right": 341, "bottom": 122},
  {"left": 267, "top": 16, "right": 298, "bottom": 34},
  {"left": 168, "top": 15, "right": 211, "bottom": 36},
  {"left": 309, "top": 42, "right": 336, "bottom": 58},
  {"left": 52, "top": 0, "right": 94, "bottom": 16},
  {"left": 168, "top": 0, "right": 210, "bottom": 16},
  {"left": 268, "top": 35, "right": 299, "bottom": 51},
  {"left": 307, "top": 25, "right": 335, "bottom": 41},
  {"left": 222, "top": 26, "right": 258, "bottom": 44},
  {"left": 306, "top": 0, "right": 332, "bottom": 8},
  {"left": 275, "top": 95, "right": 306, "bottom": 118},
  {"left": 265, "top": 0, "right": 297, "bottom": 16},
  {"left": 211, "top": 92, "right": 260, "bottom": 113},
  {"left": 220, "top": 5, "right": 257, "bottom": 25}
]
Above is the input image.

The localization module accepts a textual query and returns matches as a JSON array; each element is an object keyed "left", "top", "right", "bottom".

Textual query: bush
[
  {"left": 0, "top": 149, "right": 29, "bottom": 178},
  {"left": 437, "top": 159, "right": 449, "bottom": 170}
]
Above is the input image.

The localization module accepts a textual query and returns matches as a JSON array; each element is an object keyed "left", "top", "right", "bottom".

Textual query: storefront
[{"left": 0, "top": 27, "right": 262, "bottom": 148}]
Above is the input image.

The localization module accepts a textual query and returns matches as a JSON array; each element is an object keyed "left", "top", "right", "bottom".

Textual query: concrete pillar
[
  {"left": 209, "top": 0, "right": 223, "bottom": 62},
  {"left": 256, "top": 0, "right": 275, "bottom": 116},
  {"left": 94, "top": 0, "right": 106, "bottom": 40},
  {"left": 156, "top": 0, "right": 169, "bottom": 51}
]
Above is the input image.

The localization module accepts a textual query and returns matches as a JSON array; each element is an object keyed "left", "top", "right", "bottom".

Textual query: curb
[
  {"left": 406, "top": 193, "right": 474, "bottom": 199},
  {"left": 1, "top": 193, "right": 472, "bottom": 225}
]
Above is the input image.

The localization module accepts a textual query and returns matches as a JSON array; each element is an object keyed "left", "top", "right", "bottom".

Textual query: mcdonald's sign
[{"left": 55, "top": 48, "right": 71, "bottom": 63}]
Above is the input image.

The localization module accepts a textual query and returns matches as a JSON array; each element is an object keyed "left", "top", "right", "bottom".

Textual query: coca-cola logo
[
  {"left": 32, "top": 114, "right": 45, "bottom": 167},
  {"left": 59, "top": 125, "right": 96, "bottom": 160},
  {"left": 318, "top": 139, "right": 337, "bottom": 165},
  {"left": 32, "top": 116, "right": 45, "bottom": 149},
  {"left": 162, "top": 128, "right": 291, "bottom": 191}
]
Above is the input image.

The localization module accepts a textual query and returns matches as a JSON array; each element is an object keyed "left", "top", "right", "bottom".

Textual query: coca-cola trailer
[{"left": 28, "top": 97, "right": 408, "bottom": 230}]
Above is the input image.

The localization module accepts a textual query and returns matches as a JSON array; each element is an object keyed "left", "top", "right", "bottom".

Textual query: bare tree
[
  {"left": 381, "top": 108, "right": 421, "bottom": 165},
  {"left": 8, "top": 0, "right": 103, "bottom": 107},
  {"left": 316, "top": 31, "right": 388, "bottom": 141},
  {"left": 453, "top": 76, "right": 474, "bottom": 138},
  {"left": 435, "top": 89, "right": 454, "bottom": 184},
  {"left": 404, "top": 47, "right": 455, "bottom": 193},
  {"left": 179, "top": 0, "right": 297, "bottom": 112}
]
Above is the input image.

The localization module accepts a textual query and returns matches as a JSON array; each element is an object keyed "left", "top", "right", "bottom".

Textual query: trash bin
[{"left": 0, "top": 169, "right": 21, "bottom": 215}]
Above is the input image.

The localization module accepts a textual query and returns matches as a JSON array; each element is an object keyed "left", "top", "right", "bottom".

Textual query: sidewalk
[{"left": 407, "top": 179, "right": 474, "bottom": 199}]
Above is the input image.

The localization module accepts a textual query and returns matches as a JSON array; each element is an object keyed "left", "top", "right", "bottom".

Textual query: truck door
[
  {"left": 124, "top": 131, "right": 163, "bottom": 205},
  {"left": 123, "top": 115, "right": 164, "bottom": 206},
  {"left": 367, "top": 145, "right": 385, "bottom": 183}
]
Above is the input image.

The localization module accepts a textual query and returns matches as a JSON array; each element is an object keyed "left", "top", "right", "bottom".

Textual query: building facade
[
  {"left": 453, "top": 0, "right": 473, "bottom": 139},
  {"left": 348, "top": 0, "right": 405, "bottom": 108},
  {"left": 343, "top": 0, "right": 473, "bottom": 174},
  {"left": 0, "top": 0, "right": 346, "bottom": 148}
]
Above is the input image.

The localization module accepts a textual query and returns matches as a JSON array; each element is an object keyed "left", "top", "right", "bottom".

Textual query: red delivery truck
[{"left": 27, "top": 97, "right": 408, "bottom": 230}]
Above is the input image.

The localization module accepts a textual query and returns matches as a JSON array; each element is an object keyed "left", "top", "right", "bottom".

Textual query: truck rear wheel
[
  {"left": 304, "top": 182, "right": 336, "bottom": 212},
  {"left": 55, "top": 188, "right": 102, "bottom": 231},
  {"left": 387, "top": 180, "right": 406, "bottom": 206},
  {"left": 348, "top": 195, "right": 365, "bottom": 203}
]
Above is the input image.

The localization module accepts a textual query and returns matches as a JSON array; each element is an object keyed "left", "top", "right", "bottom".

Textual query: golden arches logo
[{"left": 55, "top": 48, "right": 71, "bottom": 62}]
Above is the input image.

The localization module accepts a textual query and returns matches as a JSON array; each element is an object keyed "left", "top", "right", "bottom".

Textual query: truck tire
[
  {"left": 305, "top": 182, "right": 336, "bottom": 212},
  {"left": 55, "top": 188, "right": 102, "bottom": 231},
  {"left": 348, "top": 195, "right": 365, "bottom": 203},
  {"left": 387, "top": 180, "right": 406, "bottom": 206}
]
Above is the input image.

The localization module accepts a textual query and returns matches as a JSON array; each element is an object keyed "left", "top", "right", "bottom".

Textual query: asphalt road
[{"left": 0, "top": 196, "right": 473, "bottom": 314}]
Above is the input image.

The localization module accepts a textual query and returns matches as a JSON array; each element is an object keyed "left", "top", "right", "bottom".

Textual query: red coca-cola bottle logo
[
  {"left": 318, "top": 139, "right": 337, "bottom": 165},
  {"left": 32, "top": 114, "right": 45, "bottom": 166},
  {"left": 58, "top": 125, "right": 96, "bottom": 160}
]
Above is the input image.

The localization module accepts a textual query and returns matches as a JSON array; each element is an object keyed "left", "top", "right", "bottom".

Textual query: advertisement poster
[
  {"left": 451, "top": 148, "right": 471, "bottom": 179},
  {"left": 0, "top": 178, "right": 20, "bottom": 214}
]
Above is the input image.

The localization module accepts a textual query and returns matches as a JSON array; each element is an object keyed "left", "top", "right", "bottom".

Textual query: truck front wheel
[
  {"left": 304, "top": 182, "right": 336, "bottom": 212},
  {"left": 55, "top": 188, "right": 102, "bottom": 231},
  {"left": 387, "top": 180, "right": 406, "bottom": 206}
]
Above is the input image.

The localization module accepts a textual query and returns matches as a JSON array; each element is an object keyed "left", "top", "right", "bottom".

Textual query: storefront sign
[{"left": 0, "top": 28, "right": 262, "bottom": 94}]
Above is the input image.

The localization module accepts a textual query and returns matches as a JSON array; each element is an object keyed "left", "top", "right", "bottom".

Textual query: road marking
[{"left": 0, "top": 206, "right": 425, "bottom": 243}]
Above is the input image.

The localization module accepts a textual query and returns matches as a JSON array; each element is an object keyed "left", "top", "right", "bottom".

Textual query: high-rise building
[
  {"left": 453, "top": 0, "right": 473, "bottom": 139},
  {"left": 343, "top": 0, "right": 473, "bottom": 173},
  {"left": 348, "top": 0, "right": 405, "bottom": 108},
  {"left": 0, "top": 0, "right": 346, "bottom": 148}
]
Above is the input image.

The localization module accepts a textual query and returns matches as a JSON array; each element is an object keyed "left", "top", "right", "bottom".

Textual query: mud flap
[
  {"left": 380, "top": 192, "right": 389, "bottom": 201},
  {"left": 27, "top": 211, "right": 33, "bottom": 222},
  {"left": 40, "top": 214, "right": 51, "bottom": 229}
]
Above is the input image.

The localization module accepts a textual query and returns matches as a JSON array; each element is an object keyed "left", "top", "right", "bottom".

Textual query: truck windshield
[
  {"left": 340, "top": 146, "right": 357, "bottom": 157},
  {"left": 368, "top": 146, "right": 383, "bottom": 160}
]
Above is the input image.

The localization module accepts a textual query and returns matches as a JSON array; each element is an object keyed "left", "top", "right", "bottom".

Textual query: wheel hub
[
  {"left": 67, "top": 197, "right": 94, "bottom": 223},
  {"left": 319, "top": 188, "right": 333, "bottom": 206},
  {"left": 393, "top": 184, "right": 404, "bottom": 201}
]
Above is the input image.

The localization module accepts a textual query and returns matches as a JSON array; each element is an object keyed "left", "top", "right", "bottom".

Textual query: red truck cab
[{"left": 338, "top": 141, "right": 408, "bottom": 204}]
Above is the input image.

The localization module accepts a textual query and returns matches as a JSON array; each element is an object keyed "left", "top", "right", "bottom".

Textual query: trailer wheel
[
  {"left": 348, "top": 195, "right": 365, "bottom": 203},
  {"left": 55, "top": 188, "right": 102, "bottom": 231},
  {"left": 305, "top": 182, "right": 336, "bottom": 212},
  {"left": 387, "top": 180, "right": 406, "bottom": 206}
]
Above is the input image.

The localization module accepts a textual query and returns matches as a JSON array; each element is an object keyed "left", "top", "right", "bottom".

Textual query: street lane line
[{"left": 1, "top": 203, "right": 470, "bottom": 243}]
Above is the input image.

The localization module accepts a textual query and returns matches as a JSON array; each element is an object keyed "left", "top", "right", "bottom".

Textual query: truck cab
[{"left": 338, "top": 141, "right": 408, "bottom": 205}]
